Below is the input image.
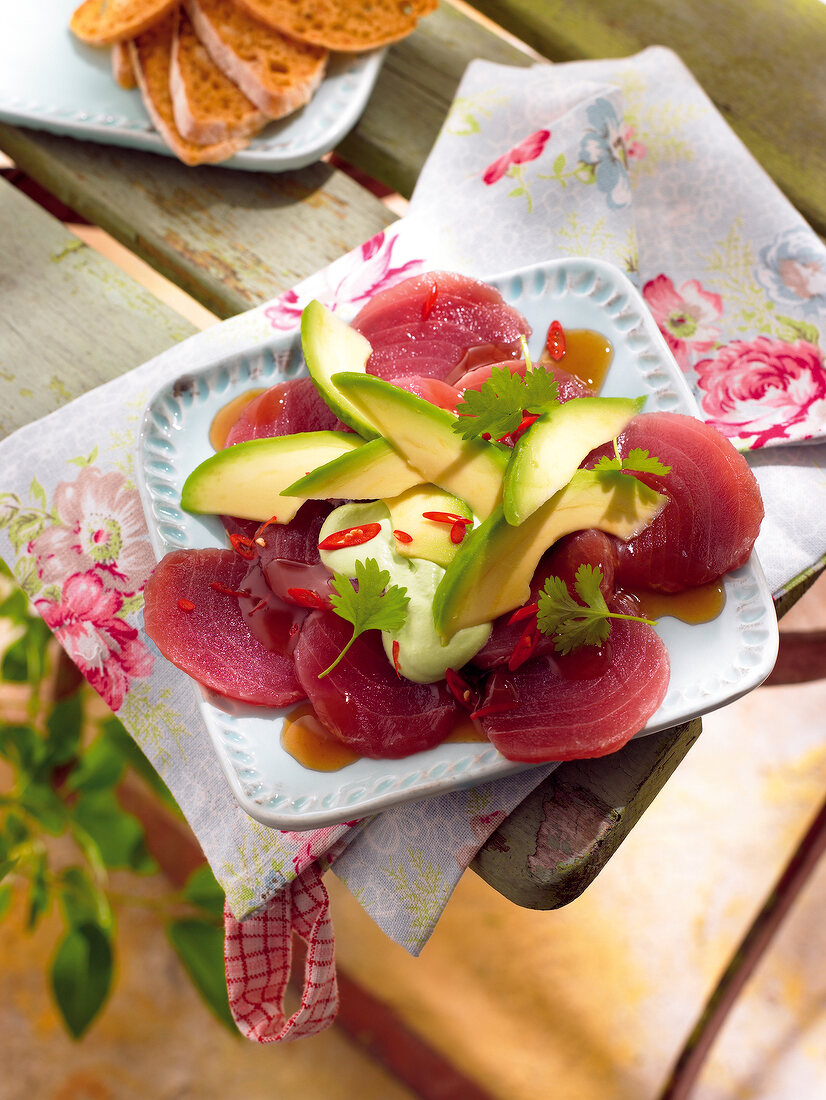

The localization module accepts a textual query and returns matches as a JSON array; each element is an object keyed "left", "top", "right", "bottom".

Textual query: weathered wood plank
[
  {"left": 337, "top": 1, "right": 534, "bottom": 198},
  {"left": 471, "top": 719, "right": 704, "bottom": 909},
  {"left": 0, "top": 125, "right": 396, "bottom": 320},
  {"left": 466, "top": 0, "right": 826, "bottom": 237},
  {"left": 0, "top": 177, "right": 192, "bottom": 438}
]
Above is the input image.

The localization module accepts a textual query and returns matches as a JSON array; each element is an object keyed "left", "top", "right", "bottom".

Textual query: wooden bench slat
[
  {"left": 0, "top": 176, "right": 191, "bottom": 436},
  {"left": 0, "top": 125, "right": 397, "bottom": 320}
]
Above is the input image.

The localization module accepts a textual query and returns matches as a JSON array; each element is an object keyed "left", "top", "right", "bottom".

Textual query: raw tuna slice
[
  {"left": 594, "top": 413, "right": 764, "bottom": 592},
  {"left": 351, "top": 272, "right": 528, "bottom": 382},
  {"left": 351, "top": 271, "right": 521, "bottom": 332},
  {"left": 479, "top": 595, "right": 670, "bottom": 762},
  {"left": 456, "top": 359, "right": 595, "bottom": 403},
  {"left": 143, "top": 548, "right": 304, "bottom": 707},
  {"left": 473, "top": 530, "right": 616, "bottom": 670},
  {"left": 294, "top": 612, "right": 461, "bottom": 758},
  {"left": 255, "top": 501, "right": 335, "bottom": 608},
  {"left": 389, "top": 374, "right": 461, "bottom": 410},
  {"left": 224, "top": 376, "right": 341, "bottom": 446}
]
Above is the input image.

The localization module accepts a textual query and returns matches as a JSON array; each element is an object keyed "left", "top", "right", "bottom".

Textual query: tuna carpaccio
[{"left": 142, "top": 272, "right": 764, "bottom": 764}]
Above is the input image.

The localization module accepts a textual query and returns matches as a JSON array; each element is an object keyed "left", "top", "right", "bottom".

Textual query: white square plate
[
  {"left": 137, "top": 258, "right": 779, "bottom": 829},
  {"left": 0, "top": 1, "right": 384, "bottom": 171}
]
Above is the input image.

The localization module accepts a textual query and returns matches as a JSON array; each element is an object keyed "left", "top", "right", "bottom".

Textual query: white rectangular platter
[
  {"left": 0, "top": 1, "right": 384, "bottom": 172},
  {"left": 137, "top": 257, "right": 779, "bottom": 830}
]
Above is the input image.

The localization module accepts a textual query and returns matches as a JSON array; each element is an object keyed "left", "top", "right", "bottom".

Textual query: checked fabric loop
[{"left": 224, "top": 863, "right": 338, "bottom": 1042}]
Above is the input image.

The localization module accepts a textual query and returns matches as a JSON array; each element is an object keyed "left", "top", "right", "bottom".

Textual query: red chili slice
[
  {"left": 450, "top": 521, "right": 467, "bottom": 545},
  {"left": 209, "top": 581, "right": 250, "bottom": 598},
  {"left": 445, "top": 667, "right": 478, "bottom": 712},
  {"left": 392, "top": 639, "right": 401, "bottom": 676},
  {"left": 510, "top": 412, "right": 540, "bottom": 442},
  {"left": 421, "top": 280, "right": 439, "bottom": 320},
  {"left": 393, "top": 529, "right": 413, "bottom": 544},
  {"left": 422, "top": 511, "right": 473, "bottom": 526},
  {"left": 318, "top": 523, "right": 382, "bottom": 550},
  {"left": 507, "top": 602, "right": 538, "bottom": 625},
  {"left": 508, "top": 621, "right": 539, "bottom": 671},
  {"left": 177, "top": 598, "right": 195, "bottom": 612},
  {"left": 287, "top": 587, "right": 330, "bottom": 610},
  {"left": 469, "top": 699, "right": 518, "bottom": 721},
  {"left": 229, "top": 532, "right": 257, "bottom": 560},
  {"left": 546, "top": 320, "right": 566, "bottom": 361}
]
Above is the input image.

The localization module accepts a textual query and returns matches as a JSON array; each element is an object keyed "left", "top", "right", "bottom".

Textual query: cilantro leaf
[
  {"left": 319, "top": 558, "right": 409, "bottom": 678},
  {"left": 593, "top": 441, "right": 671, "bottom": 476},
  {"left": 536, "top": 564, "right": 656, "bottom": 655},
  {"left": 452, "top": 363, "right": 559, "bottom": 441}
]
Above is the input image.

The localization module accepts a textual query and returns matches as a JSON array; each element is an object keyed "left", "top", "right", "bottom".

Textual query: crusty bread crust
[
  {"left": 170, "top": 8, "right": 268, "bottom": 144},
  {"left": 233, "top": 0, "right": 438, "bottom": 52},
  {"left": 184, "top": 0, "right": 327, "bottom": 119},
  {"left": 129, "top": 13, "right": 256, "bottom": 166},
  {"left": 71, "top": 0, "right": 179, "bottom": 46},
  {"left": 111, "top": 41, "right": 137, "bottom": 89}
]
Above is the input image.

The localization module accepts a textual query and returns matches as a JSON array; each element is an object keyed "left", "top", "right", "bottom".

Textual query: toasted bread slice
[
  {"left": 234, "top": 0, "right": 437, "bottom": 52},
  {"left": 183, "top": 0, "right": 327, "bottom": 119},
  {"left": 171, "top": 8, "right": 268, "bottom": 143},
  {"left": 71, "top": 0, "right": 179, "bottom": 46},
  {"left": 129, "top": 13, "right": 256, "bottom": 166},
  {"left": 112, "top": 41, "right": 137, "bottom": 88}
]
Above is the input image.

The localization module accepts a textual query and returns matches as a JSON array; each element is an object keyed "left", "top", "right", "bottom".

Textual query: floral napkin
[{"left": 2, "top": 45, "right": 826, "bottom": 1041}]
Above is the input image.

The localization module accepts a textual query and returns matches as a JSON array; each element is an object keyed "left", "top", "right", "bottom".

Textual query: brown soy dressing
[
  {"left": 209, "top": 389, "right": 265, "bottom": 450},
  {"left": 282, "top": 704, "right": 361, "bottom": 771},
  {"left": 281, "top": 705, "right": 488, "bottom": 771},
  {"left": 631, "top": 582, "right": 726, "bottom": 625},
  {"left": 541, "top": 329, "right": 614, "bottom": 392}
]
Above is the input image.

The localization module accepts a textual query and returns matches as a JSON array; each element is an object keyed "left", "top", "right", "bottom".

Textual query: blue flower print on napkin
[
  {"left": 756, "top": 226, "right": 826, "bottom": 317},
  {"left": 579, "top": 98, "right": 632, "bottom": 210}
]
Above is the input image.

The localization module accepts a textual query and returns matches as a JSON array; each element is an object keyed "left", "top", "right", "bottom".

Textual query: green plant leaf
[
  {"left": 27, "top": 849, "right": 50, "bottom": 929},
  {"left": 167, "top": 919, "right": 236, "bottom": 1033},
  {"left": 57, "top": 866, "right": 113, "bottom": 931},
  {"left": 183, "top": 865, "right": 225, "bottom": 920},
  {"left": 50, "top": 922, "right": 113, "bottom": 1039},
  {"left": 0, "top": 857, "right": 18, "bottom": 884},
  {"left": 66, "top": 735, "right": 125, "bottom": 794},
  {"left": 71, "top": 791, "right": 156, "bottom": 873},
  {"left": 0, "top": 724, "right": 43, "bottom": 772},
  {"left": 20, "top": 781, "right": 68, "bottom": 835},
  {"left": 45, "top": 694, "right": 84, "bottom": 768},
  {"left": 0, "top": 883, "right": 13, "bottom": 923}
]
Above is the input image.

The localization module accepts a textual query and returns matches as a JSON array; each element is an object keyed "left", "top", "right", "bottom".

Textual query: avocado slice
[
  {"left": 504, "top": 396, "right": 645, "bottom": 526},
  {"left": 300, "top": 300, "right": 379, "bottom": 440},
  {"left": 283, "top": 437, "right": 423, "bottom": 501},
  {"left": 333, "top": 372, "right": 509, "bottom": 519},
  {"left": 383, "top": 484, "right": 473, "bottom": 568},
  {"left": 433, "top": 468, "right": 667, "bottom": 639},
  {"left": 181, "top": 430, "right": 361, "bottom": 523}
]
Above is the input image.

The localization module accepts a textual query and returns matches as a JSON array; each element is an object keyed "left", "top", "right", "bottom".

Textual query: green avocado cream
[{"left": 318, "top": 501, "right": 491, "bottom": 684}]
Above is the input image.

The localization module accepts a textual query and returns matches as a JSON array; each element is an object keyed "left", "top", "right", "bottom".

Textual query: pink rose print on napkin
[
  {"left": 28, "top": 467, "right": 155, "bottom": 596},
  {"left": 643, "top": 274, "right": 723, "bottom": 370},
  {"left": 265, "top": 230, "right": 424, "bottom": 331},
  {"left": 36, "top": 571, "right": 154, "bottom": 711},
  {"left": 482, "top": 129, "right": 551, "bottom": 185},
  {"left": 696, "top": 335, "right": 826, "bottom": 446}
]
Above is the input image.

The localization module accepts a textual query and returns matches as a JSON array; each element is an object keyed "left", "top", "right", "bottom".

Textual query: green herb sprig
[
  {"left": 320, "top": 558, "right": 409, "bottom": 677},
  {"left": 537, "top": 564, "right": 657, "bottom": 654},
  {"left": 452, "top": 360, "right": 559, "bottom": 442}
]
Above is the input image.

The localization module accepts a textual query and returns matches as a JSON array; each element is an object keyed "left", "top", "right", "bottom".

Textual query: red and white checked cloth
[{"left": 224, "top": 863, "right": 338, "bottom": 1042}]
